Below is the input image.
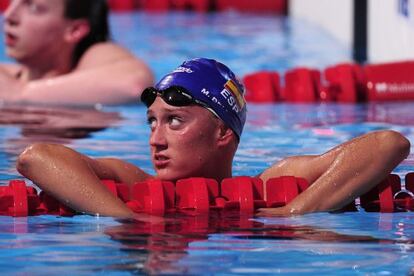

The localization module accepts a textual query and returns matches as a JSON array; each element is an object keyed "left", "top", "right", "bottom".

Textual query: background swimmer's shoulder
[
  {"left": 0, "top": 63, "right": 24, "bottom": 79},
  {"left": 75, "top": 42, "right": 154, "bottom": 87},
  {"left": 76, "top": 42, "right": 140, "bottom": 69}
]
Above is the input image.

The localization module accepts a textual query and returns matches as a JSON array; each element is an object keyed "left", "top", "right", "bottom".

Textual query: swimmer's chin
[{"left": 154, "top": 171, "right": 189, "bottom": 183}]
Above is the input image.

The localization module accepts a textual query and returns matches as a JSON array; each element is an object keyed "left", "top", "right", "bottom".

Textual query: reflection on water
[
  {"left": 103, "top": 212, "right": 414, "bottom": 275},
  {"left": 0, "top": 203, "right": 414, "bottom": 274},
  {"left": 5, "top": 213, "right": 406, "bottom": 275},
  {"left": 3, "top": 201, "right": 407, "bottom": 272},
  {"left": 0, "top": 105, "right": 122, "bottom": 141},
  {"left": 0, "top": 105, "right": 122, "bottom": 180}
]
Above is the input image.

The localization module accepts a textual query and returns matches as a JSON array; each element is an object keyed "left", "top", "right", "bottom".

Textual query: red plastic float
[
  {"left": 176, "top": 177, "right": 218, "bottom": 212},
  {"left": 171, "top": 0, "right": 210, "bottom": 12},
  {"left": 242, "top": 60, "right": 414, "bottom": 103},
  {"left": 266, "top": 176, "right": 308, "bottom": 207},
  {"left": 221, "top": 176, "right": 266, "bottom": 212},
  {"left": 283, "top": 67, "right": 322, "bottom": 102},
  {"left": 142, "top": 0, "right": 170, "bottom": 11},
  {"left": 360, "top": 174, "right": 400, "bottom": 212},
  {"left": 243, "top": 71, "right": 281, "bottom": 103},
  {"left": 324, "top": 63, "right": 367, "bottom": 102},
  {"left": 2, "top": 172, "right": 414, "bottom": 216},
  {"left": 216, "top": 0, "right": 287, "bottom": 14},
  {"left": 38, "top": 192, "right": 75, "bottom": 216},
  {"left": 364, "top": 61, "right": 414, "bottom": 101},
  {"left": 0, "top": 180, "right": 30, "bottom": 217},
  {"left": 128, "top": 179, "right": 175, "bottom": 215},
  {"left": 102, "top": 179, "right": 130, "bottom": 203},
  {"left": 405, "top": 172, "right": 414, "bottom": 191},
  {"left": 360, "top": 174, "right": 414, "bottom": 212},
  {"left": 108, "top": 0, "right": 138, "bottom": 11},
  {"left": 0, "top": 0, "right": 8, "bottom": 12},
  {"left": 106, "top": 0, "right": 287, "bottom": 13},
  {"left": 0, "top": 180, "right": 75, "bottom": 217}
]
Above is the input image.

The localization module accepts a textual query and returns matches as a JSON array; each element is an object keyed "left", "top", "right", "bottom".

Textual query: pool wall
[{"left": 291, "top": 0, "right": 414, "bottom": 63}]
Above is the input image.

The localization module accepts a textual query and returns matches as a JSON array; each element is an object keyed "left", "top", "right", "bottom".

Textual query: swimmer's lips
[
  {"left": 153, "top": 154, "right": 170, "bottom": 168},
  {"left": 4, "top": 32, "right": 17, "bottom": 47}
]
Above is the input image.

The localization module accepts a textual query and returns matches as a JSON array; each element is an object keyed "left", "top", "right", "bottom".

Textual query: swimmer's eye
[
  {"left": 168, "top": 116, "right": 183, "bottom": 128},
  {"left": 24, "top": 0, "right": 46, "bottom": 14},
  {"left": 146, "top": 116, "right": 156, "bottom": 130},
  {"left": 146, "top": 115, "right": 184, "bottom": 130}
]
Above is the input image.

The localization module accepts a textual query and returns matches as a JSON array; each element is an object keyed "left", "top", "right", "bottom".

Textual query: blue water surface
[{"left": 0, "top": 11, "right": 414, "bottom": 275}]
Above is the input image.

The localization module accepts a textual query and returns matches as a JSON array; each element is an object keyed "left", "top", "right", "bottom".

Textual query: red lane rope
[{"left": 2, "top": 173, "right": 414, "bottom": 217}]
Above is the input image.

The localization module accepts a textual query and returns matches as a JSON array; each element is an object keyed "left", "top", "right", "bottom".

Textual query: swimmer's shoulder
[
  {"left": 76, "top": 42, "right": 149, "bottom": 70},
  {"left": 0, "top": 63, "right": 24, "bottom": 78}
]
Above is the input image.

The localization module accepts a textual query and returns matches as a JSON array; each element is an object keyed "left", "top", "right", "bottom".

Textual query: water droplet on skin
[{"left": 94, "top": 103, "right": 103, "bottom": 110}]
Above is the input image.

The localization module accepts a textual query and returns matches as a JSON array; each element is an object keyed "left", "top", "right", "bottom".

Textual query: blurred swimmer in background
[{"left": 0, "top": 0, "right": 153, "bottom": 106}]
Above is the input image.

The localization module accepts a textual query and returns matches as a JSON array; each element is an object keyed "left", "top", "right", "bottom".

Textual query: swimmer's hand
[
  {"left": 118, "top": 213, "right": 178, "bottom": 224},
  {"left": 256, "top": 206, "right": 293, "bottom": 217}
]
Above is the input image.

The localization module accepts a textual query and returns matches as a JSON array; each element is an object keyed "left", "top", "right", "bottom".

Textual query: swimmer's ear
[
  {"left": 64, "top": 19, "right": 90, "bottom": 44},
  {"left": 217, "top": 124, "right": 234, "bottom": 146}
]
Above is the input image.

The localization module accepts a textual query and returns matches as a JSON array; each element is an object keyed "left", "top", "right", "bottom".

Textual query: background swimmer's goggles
[{"left": 141, "top": 86, "right": 219, "bottom": 117}]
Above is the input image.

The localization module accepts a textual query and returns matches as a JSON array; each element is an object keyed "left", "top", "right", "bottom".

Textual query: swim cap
[{"left": 155, "top": 58, "right": 247, "bottom": 139}]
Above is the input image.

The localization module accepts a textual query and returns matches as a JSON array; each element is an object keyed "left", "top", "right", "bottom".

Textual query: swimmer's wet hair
[{"left": 64, "top": 0, "right": 110, "bottom": 67}]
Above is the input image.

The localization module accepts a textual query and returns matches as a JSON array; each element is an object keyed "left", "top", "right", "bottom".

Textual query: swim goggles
[{"left": 141, "top": 86, "right": 218, "bottom": 117}]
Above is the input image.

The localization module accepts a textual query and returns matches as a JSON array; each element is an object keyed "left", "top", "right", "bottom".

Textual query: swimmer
[
  {"left": 0, "top": 0, "right": 153, "bottom": 106},
  {"left": 16, "top": 58, "right": 411, "bottom": 218}
]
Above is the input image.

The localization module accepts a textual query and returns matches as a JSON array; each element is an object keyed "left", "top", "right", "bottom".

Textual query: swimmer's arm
[
  {"left": 16, "top": 143, "right": 150, "bottom": 217},
  {"left": 88, "top": 157, "right": 152, "bottom": 185},
  {"left": 3, "top": 43, "right": 154, "bottom": 106},
  {"left": 257, "top": 130, "right": 410, "bottom": 215}
]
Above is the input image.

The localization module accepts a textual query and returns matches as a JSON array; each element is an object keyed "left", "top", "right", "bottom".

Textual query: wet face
[
  {"left": 3, "top": 0, "right": 70, "bottom": 65},
  {"left": 147, "top": 97, "right": 222, "bottom": 182}
]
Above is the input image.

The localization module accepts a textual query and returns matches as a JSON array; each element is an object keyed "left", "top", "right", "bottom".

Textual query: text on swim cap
[
  {"left": 173, "top": 66, "right": 194, "bottom": 73},
  {"left": 201, "top": 88, "right": 225, "bottom": 108},
  {"left": 221, "top": 89, "right": 240, "bottom": 113},
  {"left": 201, "top": 87, "right": 241, "bottom": 113}
]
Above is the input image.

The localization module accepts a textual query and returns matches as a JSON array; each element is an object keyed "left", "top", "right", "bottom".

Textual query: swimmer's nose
[
  {"left": 149, "top": 125, "right": 167, "bottom": 149},
  {"left": 4, "top": 1, "right": 21, "bottom": 26}
]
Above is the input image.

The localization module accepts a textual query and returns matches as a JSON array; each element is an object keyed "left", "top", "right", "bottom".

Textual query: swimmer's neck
[{"left": 169, "top": 169, "right": 233, "bottom": 183}]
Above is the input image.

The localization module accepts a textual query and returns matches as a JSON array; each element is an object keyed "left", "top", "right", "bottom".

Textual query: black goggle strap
[{"left": 169, "top": 88, "right": 220, "bottom": 117}]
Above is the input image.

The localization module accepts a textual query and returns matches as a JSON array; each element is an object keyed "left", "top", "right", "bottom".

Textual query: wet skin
[
  {"left": 0, "top": 0, "right": 154, "bottom": 105},
  {"left": 147, "top": 97, "right": 228, "bottom": 182},
  {"left": 4, "top": 0, "right": 72, "bottom": 70}
]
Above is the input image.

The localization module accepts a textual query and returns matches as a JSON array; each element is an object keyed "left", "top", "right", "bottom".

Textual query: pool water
[{"left": 1, "top": 11, "right": 414, "bottom": 275}]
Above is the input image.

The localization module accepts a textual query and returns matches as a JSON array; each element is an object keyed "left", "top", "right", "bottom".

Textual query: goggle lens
[{"left": 141, "top": 86, "right": 194, "bottom": 107}]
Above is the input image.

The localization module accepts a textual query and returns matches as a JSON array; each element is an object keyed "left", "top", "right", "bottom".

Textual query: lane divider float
[
  {"left": 1, "top": 173, "right": 414, "bottom": 217},
  {"left": 244, "top": 61, "right": 414, "bottom": 103}
]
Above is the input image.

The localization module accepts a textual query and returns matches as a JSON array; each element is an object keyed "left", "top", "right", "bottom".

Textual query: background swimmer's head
[
  {"left": 142, "top": 58, "right": 247, "bottom": 140},
  {"left": 64, "top": 0, "right": 110, "bottom": 66}
]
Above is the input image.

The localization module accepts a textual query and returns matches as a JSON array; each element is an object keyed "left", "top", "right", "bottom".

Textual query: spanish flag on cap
[{"left": 225, "top": 79, "right": 246, "bottom": 109}]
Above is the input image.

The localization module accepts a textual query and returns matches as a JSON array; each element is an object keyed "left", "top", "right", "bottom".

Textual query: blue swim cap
[{"left": 155, "top": 58, "right": 247, "bottom": 139}]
